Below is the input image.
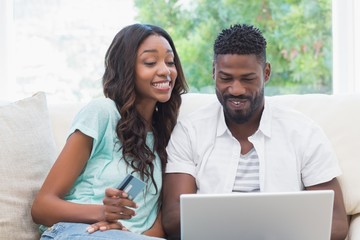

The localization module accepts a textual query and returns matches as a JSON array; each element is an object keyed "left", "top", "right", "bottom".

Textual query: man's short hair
[{"left": 213, "top": 24, "right": 267, "bottom": 65}]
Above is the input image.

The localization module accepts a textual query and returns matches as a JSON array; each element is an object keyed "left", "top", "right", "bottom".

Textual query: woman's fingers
[
  {"left": 104, "top": 205, "right": 135, "bottom": 222},
  {"left": 102, "top": 188, "right": 137, "bottom": 223},
  {"left": 103, "top": 194, "right": 136, "bottom": 208},
  {"left": 104, "top": 187, "right": 129, "bottom": 199},
  {"left": 103, "top": 188, "right": 137, "bottom": 208},
  {"left": 86, "top": 221, "right": 127, "bottom": 233}
]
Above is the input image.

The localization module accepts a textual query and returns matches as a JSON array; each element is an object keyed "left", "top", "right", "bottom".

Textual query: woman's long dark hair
[{"left": 102, "top": 23, "right": 188, "bottom": 194}]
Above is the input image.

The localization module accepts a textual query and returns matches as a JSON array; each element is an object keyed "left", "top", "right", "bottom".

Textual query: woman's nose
[{"left": 158, "top": 62, "right": 171, "bottom": 76}]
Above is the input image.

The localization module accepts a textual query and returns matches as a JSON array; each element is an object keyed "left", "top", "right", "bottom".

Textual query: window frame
[
  {"left": 332, "top": 0, "right": 360, "bottom": 94},
  {"left": 0, "top": 0, "right": 13, "bottom": 100}
]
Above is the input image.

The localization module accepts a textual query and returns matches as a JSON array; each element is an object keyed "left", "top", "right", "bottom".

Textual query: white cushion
[
  {"left": 48, "top": 102, "right": 84, "bottom": 152},
  {"left": 348, "top": 213, "right": 360, "bottom": 240},
  {"left": 179, "top": 93, "right": 217, "bottom": 117},
  {"left": 0, "top": 92, "right": 57, "bottom": 240}
]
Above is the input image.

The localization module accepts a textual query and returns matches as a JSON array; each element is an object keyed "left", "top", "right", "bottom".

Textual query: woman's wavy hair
[{"left": 102, "top": 23, "right": 188, "bottom": 194}]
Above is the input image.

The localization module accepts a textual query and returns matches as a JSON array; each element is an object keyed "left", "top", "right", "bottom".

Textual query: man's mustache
[{"left": 223, "top": 95, "right": 252, "bottom": 101}]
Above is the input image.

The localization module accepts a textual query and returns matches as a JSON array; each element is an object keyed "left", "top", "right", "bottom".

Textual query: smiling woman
[{"left": 30, "top": 23, "right": 188, "bottom": 239}]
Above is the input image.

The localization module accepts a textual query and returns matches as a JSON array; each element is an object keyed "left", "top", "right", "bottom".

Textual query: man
[{"left": 162, "top": 24, "right": 348, "bottom": 240}]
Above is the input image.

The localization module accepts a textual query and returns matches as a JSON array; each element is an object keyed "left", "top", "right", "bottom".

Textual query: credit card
[{"left": 117, "top": 174, "right": 146, "bottom": 200}]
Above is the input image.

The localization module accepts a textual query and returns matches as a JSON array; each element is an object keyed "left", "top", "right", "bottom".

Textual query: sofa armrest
[{"left": 348, "top": 213, "right": 360, "bottom": 240}]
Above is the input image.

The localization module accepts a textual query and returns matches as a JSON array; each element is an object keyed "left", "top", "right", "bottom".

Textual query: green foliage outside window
[{"left": 134, "top": 0, "right": 332, "bottom": 95}]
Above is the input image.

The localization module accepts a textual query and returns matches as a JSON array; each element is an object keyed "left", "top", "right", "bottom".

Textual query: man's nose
[{"left": 229, "top": 80, "right": 246, "bottom": 96}]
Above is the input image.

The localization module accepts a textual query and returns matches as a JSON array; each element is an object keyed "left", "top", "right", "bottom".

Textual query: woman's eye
[
  {"left": 144, "top": 62, "right": 156, "bottom": 66},
  {"left": 166, "top": 61, "right": 175, "bottom": 66}
]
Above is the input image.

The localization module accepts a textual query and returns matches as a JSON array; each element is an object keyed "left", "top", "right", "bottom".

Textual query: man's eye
[
  {"left": 243, "top": 78, "right": 255, "bottom": 81},
  {"left": 220, "top": 77, "right": 232, "bottom": 81}
]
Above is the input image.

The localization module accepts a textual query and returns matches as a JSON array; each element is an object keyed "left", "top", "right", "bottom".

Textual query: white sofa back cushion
[{"left": 0, "top": 92, "right": 57, "bottom": 240}]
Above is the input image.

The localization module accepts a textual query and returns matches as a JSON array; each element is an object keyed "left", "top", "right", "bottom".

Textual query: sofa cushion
[
  {"left": 0, "top": 92, "right": 56, "bottom": 240},
  {"left": 48, "top": 102, "right": 84, "bottom": 152},
  {"left": 349, "top": 213, "right": 360, "bottom": 240}
]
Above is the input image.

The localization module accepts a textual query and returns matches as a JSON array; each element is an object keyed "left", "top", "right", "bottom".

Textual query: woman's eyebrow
[{"left": 140, "top": 48, "right": 173, "bottom": 56}]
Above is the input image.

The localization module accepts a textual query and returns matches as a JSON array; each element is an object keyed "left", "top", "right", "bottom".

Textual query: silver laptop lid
[{"left": 180, "top": 190, "right": 334, "bottom": 240}]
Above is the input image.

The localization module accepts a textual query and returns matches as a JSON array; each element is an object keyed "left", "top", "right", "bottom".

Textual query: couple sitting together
[{"left": 30, "top": 22, "right": 349, "bottom": 240}]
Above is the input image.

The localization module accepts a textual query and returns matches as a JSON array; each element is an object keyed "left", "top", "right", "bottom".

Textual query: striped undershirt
[{"left": 232, "top": 148, "right": 260, "bottom": 192}]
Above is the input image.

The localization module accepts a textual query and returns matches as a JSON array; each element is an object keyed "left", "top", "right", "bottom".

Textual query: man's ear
[
  {"left": 212, "top": 61, "right": 215, "bottom": 80},
  {"left": 264, "top": 62, "right": 271, "bottom": 83}
]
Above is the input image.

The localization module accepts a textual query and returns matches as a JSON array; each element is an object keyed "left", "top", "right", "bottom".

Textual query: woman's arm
[{"left": 31, "top": 130, "right": 105, "bottom": 226}]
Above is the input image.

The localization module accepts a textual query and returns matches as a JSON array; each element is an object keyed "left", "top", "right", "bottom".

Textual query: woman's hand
[
  {"left": 86, "top": 220, "right": 127, "bottom": 233},
  {"left": 87, "top": 187, "right": 138, "bottom": 233},
  {"left": 103, "top": 187, "right": 138, "bottom": 221}
]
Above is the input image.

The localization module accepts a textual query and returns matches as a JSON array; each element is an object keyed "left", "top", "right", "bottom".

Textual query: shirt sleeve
[
  {"left": 67, "top": 98, "right": 118, "bottom": 157},
  {"left": 301, "top": 124, "right": 342, "bottom": 187},
  {"left": 166, "top": 119, "right": 197, "bottom": 177}
]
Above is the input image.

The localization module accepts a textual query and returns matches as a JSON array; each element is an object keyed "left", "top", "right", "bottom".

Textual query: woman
[{"left": 31, "top": 23, "right": 188, "bottom": 239}]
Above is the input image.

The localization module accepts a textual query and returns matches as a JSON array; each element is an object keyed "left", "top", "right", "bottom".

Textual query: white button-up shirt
[{"left": 166, "top": 99, "right": 341, "bottom": 193}]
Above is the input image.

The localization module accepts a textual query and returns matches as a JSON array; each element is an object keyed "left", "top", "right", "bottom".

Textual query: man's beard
[{"left": 218, "top": 87, "right": 264, "bottom": 124}]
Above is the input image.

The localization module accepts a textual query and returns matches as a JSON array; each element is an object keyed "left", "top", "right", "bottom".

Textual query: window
[
  {"left": 2, "top": 0, "right": 136, "bottom": 103},
  {"left": 134, "top": 0, "right": 334, "bottom": 95},
  {"left": 1, "top": 0, "right": 359, "bottom": 103}
]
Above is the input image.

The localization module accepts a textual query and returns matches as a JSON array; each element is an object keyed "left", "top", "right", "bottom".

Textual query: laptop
[{"left": 180, "top": 190, "right": 334, "bottom": 240}]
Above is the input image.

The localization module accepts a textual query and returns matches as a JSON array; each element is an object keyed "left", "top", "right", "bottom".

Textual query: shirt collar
[
  {"left": 216, "top": 105, "right": 228, "bottom": 137},
  {"left": 258, "top": 99, "right": 272, "bottom": 138},
  {"left": 215, "top": 99, "right": 272, "bottom": 138}
]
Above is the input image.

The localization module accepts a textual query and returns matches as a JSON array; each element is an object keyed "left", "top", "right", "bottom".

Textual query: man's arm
[
  {"left": 143, "top": 211, "right": 165, "bottom": 237},
  {"left": 306, "top": 178, "right": 348, "bottom": 240},
  {"left": 162, "top": 173, "right": 197, "bottom": 239}
]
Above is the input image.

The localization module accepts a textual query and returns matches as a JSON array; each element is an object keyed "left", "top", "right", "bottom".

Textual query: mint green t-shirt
[{"left": 64, "top": 98, "right": 162, "bottom": 234}]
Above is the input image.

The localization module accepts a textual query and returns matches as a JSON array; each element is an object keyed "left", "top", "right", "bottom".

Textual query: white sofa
[{"left": 0, "top": 92, "right": 359, "bottom": 239}]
